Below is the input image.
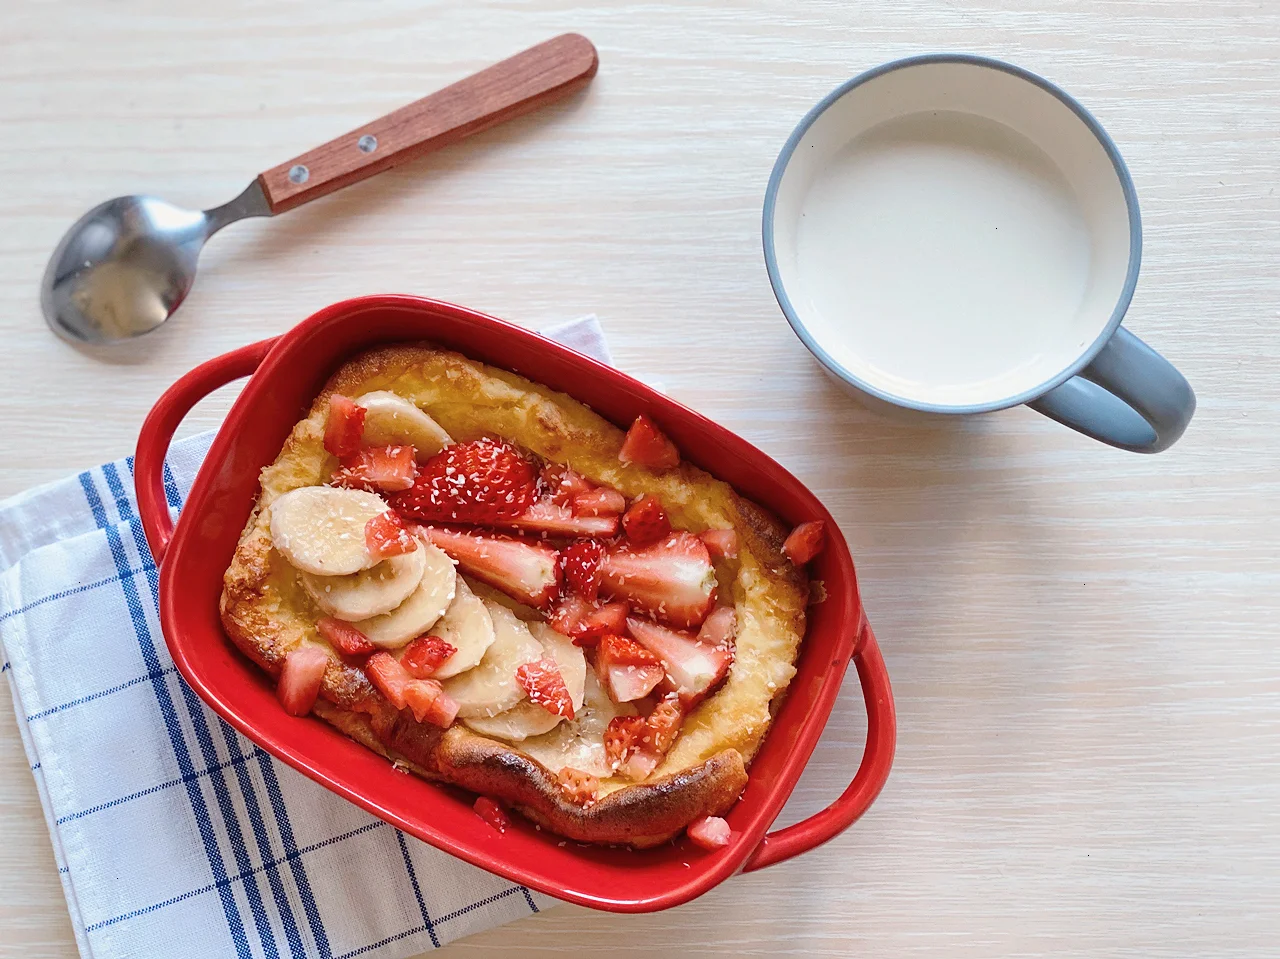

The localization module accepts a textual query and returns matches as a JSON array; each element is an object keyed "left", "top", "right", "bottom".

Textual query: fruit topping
[
  {"left": 269, "top": 486, "right": 388, "bottom": 576},
  {"left": 695, "top": 606, "right": 737, "bottom": 648},
  {"left": 595, "top": 634, "right": 665, "bottom": 703},
  {"left": 444, "top": 602, "right": 544, "bottom": 718},
  {"left": 700, "top": 528, "right": 739, "bottom": 561},
  {"left": 350, "top": 542, "right": 457, "bottom": 647},
  {"left": 621, "top": 494, "right": 671, "bottom": 546},
  {"left": 277, "top": 646, "right": 329, "bottom": 716},
  {"left": 547, "top": 595, "right": 630, "bottom": 646},
  {"left": 646, "top": 697, "right": 683, "bottom": 752},
  {"left": 364, "top": 651, "right": 412, "bottom": 709},
  {"left": 354, "top": 391, "right": 452, "bottom": 462},
  {"left": 597, "top": 532, "right": 717, "bottom": 629},
  {"left": 618, "top": 414, "right": 679, "bottom": 470},
  {"left": 420, "top": 526, "right": 560, "bottom": 609},
  {"left": 316, "top": 617, "right": 376, "bottom": 658},
  {"left": 782, "top": 520, "right": 827, "bottom": 565},
  {"left": 557, "top": 768, "right": 600, "bottom": 807},
  {"left": 363, "top": 652, "right": 456, "bottom": 726},
  {"left": 516, "top": 657, "right": 576, "bottom": 719},
  {"left": 560, "top": 540, "right": 604, "bottom": 601},
  {"left": 500, "top": 500, "right": 620, "bottom": 538},
  {"left": 323, "top": 394, "right": 366, "bottom": 458},
  {"left": 627, "top": 616, "right": 733, "bottom": 697},
  {"left": 401, "top": 635, "right": 457, "bottom": 678},
  {"left": 571, "top": 487, "right": 626, "bottom": 516},
  {"left": 333, "top": 446, "right": 418, "bottom": 493},
  {"left": 541, "top": 464, "right": 593, "bottom": 506},
  {"left": 687, "top": 815, "right": 733, "bottom": 850},
  {"left": 391, "top": 438, "right": 538, "bottom": 524},
  {"left": 474, "top": 796, "right": 510, "bottom": 833},
  {"left": 428, "top": 577, "right": 497, "bottom": 679},
  {"left": 301, "top": 546, "right": 426, "bottom": 621},
  {"left": 364, "top": 509, "right": 418, "bottom": 560}
]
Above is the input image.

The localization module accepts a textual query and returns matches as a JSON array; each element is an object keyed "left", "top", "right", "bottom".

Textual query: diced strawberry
[
  {"left": 647, "top": 698, "right": 684, "bottom": 752},
  {"left": 557, "top": 767, "right": 600, "bottom": 806},
  {"left": 324, "top": 395, "right": 366, "bottom": 458},
  {"left": 597, "top": 532, "right": 717, "bottom": 629},
  {"left": 401, "top": 635, "right": 457, "bottom": 678},
  {"left": 333, "top": 445, "right": 417, "bottom": 492},
  {"left": 419, "top": 526, "right": 560, "bottom": 609},
  {"left": 584, "top": 601, "right": 629, "bottom": 637},
  {"left": 548, "top": 595, "right": 630, "bottom": 646},
  {"left": 316, "top": 617, "right": 376, "bottom": 658},
  {"left": 401, "top": 677, "right": 457, "bottom": 726},
  {"left": 700, "top": 528, "right": 739, "bottom": 561},
  {"left": 603, "top": 715, "right": 646, "bottom": 771},
  {"left": 572, "top": 487, "right": 626, "bottom": 516},
  {"left": 687, "top": 815, "right": 733, "bottom": 850},
  {"left": 622, "top": 495, "right": 671, "bottom": 546},
  {"left": 782, "top": 520, "right": 826, "bottom": 565},
  {"left": 391, "top": 438, "right": 538, "bottom": 524},
  {"left": 620, "top": 748, "right": 661, "bottom": 781},
  {"left": 560, "top": 540, "right": 604, "bottom": 601},
  {"left": 627, "top": 617, "right": 733, "bottom": 696},
  {"left": 498, "top": 500, "right": 620, "bottom": 538},
  {"left": 474, "top": 796, "right": 510, "bottom": 833},
  {"left": 364, "top": 651, "right": 412, "bottom": 709},
  {"left": 541, "top": 465, "right": 594, "bottom": 507},
  {"left": 596, "top": 634, "right": 665, "bottom": 703},
  {"left": 696, "top": 606, "right": 737, "bottom": 648},
  {"left": 516, "top": 657, "right": 575, "bottom": 719},
  {"left": 364, "top": 510, "right": 418, "bottom": 560},
  {"left": 277, "top": 645, "right": 329, "bottom": 716},
  {"left": 618, "top": 414, "right": 679, "bottom": 470}
]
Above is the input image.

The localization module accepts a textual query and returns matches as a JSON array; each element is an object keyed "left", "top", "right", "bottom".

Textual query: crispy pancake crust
[{"left": 220, "top": 343, "right": 807, "bottom": 846}]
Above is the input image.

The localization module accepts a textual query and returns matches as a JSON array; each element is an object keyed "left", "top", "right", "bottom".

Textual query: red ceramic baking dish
[{"left": 134, "top": 294, "right": 896, "bottom": 912}]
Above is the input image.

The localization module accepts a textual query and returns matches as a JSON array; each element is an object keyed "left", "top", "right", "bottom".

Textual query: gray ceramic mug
[{"left": 763, "top": 54, "right": 1195, "bottom": 453}]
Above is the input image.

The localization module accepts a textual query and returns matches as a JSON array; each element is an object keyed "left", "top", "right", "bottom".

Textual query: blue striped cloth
[{"left": 0, "top": 317, "right": 613, "bottom": 959}]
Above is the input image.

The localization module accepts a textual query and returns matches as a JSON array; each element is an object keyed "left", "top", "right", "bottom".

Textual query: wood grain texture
[
  {"left": 260, "top": 33, "right": 599, "bottom": 212},
  {"left": 1, "top": 1, "right": 1277, "bottom": 957}
]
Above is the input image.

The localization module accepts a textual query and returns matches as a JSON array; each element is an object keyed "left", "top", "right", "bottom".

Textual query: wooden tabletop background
[{"left": 2, "top": 1, "right": 1277, "bottom": 956}]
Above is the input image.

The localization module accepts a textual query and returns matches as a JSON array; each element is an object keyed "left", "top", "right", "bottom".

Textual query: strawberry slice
[
  {"left": 364, "top": 651, "right": 412, "bottom": 709},
  {"left": 647, "top": 698, "right": 683, "bottom": 752},
  {"left": 597, "top": 532, "right": 717, "bottom": 629},
  {"left": 687, "top": 815, "right": 733, "bottom": 850},
  {"left": 557, "top": 767, "right": 600, "bottom": 806},
  {"left": 420, "top": 526, "right": 560, "bottom": 609},
  {"left": 364, "top": 510, "right": 418, "bottom": 560},
  {"left": 333, "top": 445, "right": 417, "bottom": 492},
  {"left": 277, "top": 645, "right": 329, "bottom": 716},
  {"left": 782, "top": 520, "right": 826, "bottom": 565},
  {"left": 560, "top": 540, "right": 604, "bottom": 601},
  {"left": 627, "top": 616, "right": 733, "bottom": 696},
  {"left": 595, "top": 634, "right": 665, "bottom": 703},
  {"left": 401, "top": 677, "right": 458, "bottom": 727},
  {"left": 316, "top": 617, "right": 376, "bottom": 658},
  {"left": 323, "top": 395, "right": 366, "bottom": 458},
  {"left": 572, "top": 487, "right": 626, "bottom": 516},
  {"left": 391, "top": 438, "right": 538, "bottom": 524},
  {"left": 622, "top": 495, "right": 671, "bottom": 546},
  {"left": 618, "top": 414, "right": 679, "bottom": 470},
  {"left": 548, "top": 595, "right": 630, "bottom": 646},
  {"left": 541, "top": 465, "right": 594, "bottom": 507},
  {"left": 499, "top": 500, "right": 620, "bottom": 538},
  {"left": 700, "top": 528, "right": 739, "bottom": 561},
  {"left": 401, "top": 635, "right": 457, "bottom": 678},
  {"left": 474, "top": 796, "right": 510, "bottom": 834},
  {"left": 696, "top": 606, "right": 737, "bottom": 648},
  {"left": 516, "top": 657, "right": 575, "bottom": 719},
  {"left": 603, "top": 715, "right": 647, "bottom": 770}
]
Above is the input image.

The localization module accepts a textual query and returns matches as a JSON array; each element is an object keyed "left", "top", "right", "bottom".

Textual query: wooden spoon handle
[{"left": 257, "top": 33, "right": 598, "bottom": 214}]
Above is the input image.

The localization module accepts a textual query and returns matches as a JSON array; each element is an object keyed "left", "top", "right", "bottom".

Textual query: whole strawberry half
[{"left": 390, "top": 438, "right": 538, "bottom": 524}]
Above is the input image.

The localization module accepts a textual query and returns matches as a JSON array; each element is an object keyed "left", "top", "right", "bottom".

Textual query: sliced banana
[
  {"left": 350, "top": 542, "right": 456, "bottom": 647},
  {"left": 269, "top": 486, "right": 387, "bottom": 575},
  {"left": 528, "top": 622, "right": 586, "bottom": 713},
  {"left": 299, "top": 547, "right": 426, "bottom": 621},
  {"left": 355, "top": 391, "right": 452, "bottom": 462},
  {"left": 519, "top": 671, "right": 639, "bottom": 778},
  {"left": 430, "top": 577, "right": 497, "bottom": 679},
  {"left": 466, "top": 623, "right": 588, "bottom": 742},
  {"left": 445, "top": 602, "right": 542, "bottom": 719}
]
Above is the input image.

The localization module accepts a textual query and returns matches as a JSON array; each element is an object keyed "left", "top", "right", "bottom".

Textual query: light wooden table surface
[{"left": 2, "top": 1, "right": 1277, "bottom": 956}]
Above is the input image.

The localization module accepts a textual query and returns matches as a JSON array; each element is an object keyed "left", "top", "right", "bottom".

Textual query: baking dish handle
[
  {"left": 741, "top": 618, "right": 896, "bottom": 873},
  {"left": 135, "top": 338, "right": 278, "bottom": 566}
]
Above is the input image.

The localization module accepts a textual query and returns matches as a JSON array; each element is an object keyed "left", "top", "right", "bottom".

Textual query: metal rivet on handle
[
  {"left": 288, "top": 164, "right": 310, "bottom": 185},
  {"left": 357, "top": 134, "right": 378, "bottom": 154}
]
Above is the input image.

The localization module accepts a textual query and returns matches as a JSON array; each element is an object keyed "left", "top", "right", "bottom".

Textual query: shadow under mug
[{"left": 763, "top": 54, "right": 1196, "bottom": 453}]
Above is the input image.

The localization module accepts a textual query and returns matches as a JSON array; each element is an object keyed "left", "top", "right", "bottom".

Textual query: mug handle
[
  {"left": 135, "top": 338, "right": 277, "bottom": 566},
  {"left": 741, "top": 619, "right": 896, "bottom": 872},
  {"left": 1027, "top": 327, "right": 1196, "bottom": 453}
]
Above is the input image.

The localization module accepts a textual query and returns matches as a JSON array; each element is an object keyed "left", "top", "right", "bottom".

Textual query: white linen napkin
[{"left": 0, "top": 316, "right": 613, "bottom": 959}]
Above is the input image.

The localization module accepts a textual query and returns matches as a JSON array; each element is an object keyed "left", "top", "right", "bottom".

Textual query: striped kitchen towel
[{"left": 0, "top": 316, "right": 614, "bottom": 959}]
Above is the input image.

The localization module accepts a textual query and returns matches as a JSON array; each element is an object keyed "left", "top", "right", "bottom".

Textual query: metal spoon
[{"left": 43, "top": 34, "right": 598, "bottom": 345}]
